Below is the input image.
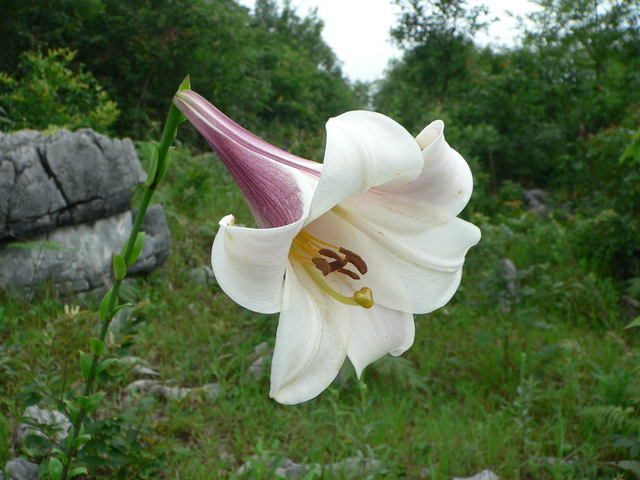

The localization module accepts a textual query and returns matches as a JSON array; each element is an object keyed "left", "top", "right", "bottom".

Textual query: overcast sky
[{"left": 237, "top": 0, "right": 539, "bottom": 82}]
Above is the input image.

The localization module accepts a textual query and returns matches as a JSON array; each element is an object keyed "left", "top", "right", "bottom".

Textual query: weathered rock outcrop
[
  {"left": 0, "top": 128, "right": 145, "bottom": 240},
  {"left": 0, "top": 129, "right": 170, "bottom": 295}
]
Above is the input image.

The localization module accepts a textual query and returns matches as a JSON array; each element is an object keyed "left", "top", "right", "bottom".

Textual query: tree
[
  {"left": 376, "top": 0, "right": 640, "bottom": 190},
  {"left": 390, "top": 0, "right": 491, "bottom": 97},
  {"left": 247, "top": 0, "right": 358, "bottom": 134},
  {"left": 0, "top": 0, "right": 254, "bottom": 137},
  {"left": 0, "top": 0, "right": 361, "bottom": 145}
]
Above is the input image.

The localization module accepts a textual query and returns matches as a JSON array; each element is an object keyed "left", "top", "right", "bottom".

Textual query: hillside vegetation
[{"left": 1, "top": 0, "right": 640, "bottom": 478}]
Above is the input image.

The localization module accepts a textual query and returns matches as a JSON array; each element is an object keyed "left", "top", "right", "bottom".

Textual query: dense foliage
[
  {"left": 0, "top": 0, "right": 359, "bottom": 145},
  {"left": 0, "top": 48, "right": 119, "bottom": 132},
  {"left": 2, "top": 0, "right": 640, "bottom": 478},
  {"left": 376, "top": 0, "right": 640, "bottom": 280}
]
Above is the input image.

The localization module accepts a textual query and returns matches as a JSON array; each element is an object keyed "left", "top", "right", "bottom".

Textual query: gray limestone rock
[
  {"left": 0, "top": 128, "right": 145, "bottom": 240},
  {"left": 0, "top": 210, "right": 132, "bottom": 293},
  {"left": 523, "top": 188, "right": 548, "bottom": 214},
  {"left": 245, "top": 342, "right": 272, "bottom": 381},
  {"left": 2, "top": 458, "right": 40, "bottom": 480},
  {"left": 498, "top": 258, "right": 520, "bottom": 307},
  {"left": 452, "top": 470, "right": 499, "bottom": 480},
  {"left": 237, "top": 451, "right": 382, "bottom": 479},
  {"left": 119, "top": 356, "right": 161, "bottom": 376},
  {"left": 15, "top": 406, "right": 72, "bottom": 447},
  {"left": 0, "top": 204, "right": 170, "bottom": 295},
  {"left": 187, "top": 265, "right": 216, "bottom": 286},
  {"left": 124, "top": 379, "right": 220, "bottom": 401}
]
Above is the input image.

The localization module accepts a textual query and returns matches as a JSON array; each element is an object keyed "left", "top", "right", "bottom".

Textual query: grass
[{"left": 1, "top": 143, "right": 639, "bottom": 479}]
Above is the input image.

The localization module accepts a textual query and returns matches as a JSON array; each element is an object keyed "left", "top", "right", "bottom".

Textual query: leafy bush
[
  {"left": 571, "top": 209, "right": 640, "bottom": 280},
  {"left": 0, "top": 48, "right": 119, "bottom": 133}
]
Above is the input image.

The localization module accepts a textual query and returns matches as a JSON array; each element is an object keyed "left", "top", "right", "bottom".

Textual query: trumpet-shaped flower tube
[{"left": 174, "top": 90, "right": 481, "bottom": 404}]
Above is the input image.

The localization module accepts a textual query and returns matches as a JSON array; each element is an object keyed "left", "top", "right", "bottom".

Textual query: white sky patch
[{"left": 238, "top": 0, "right": 540, "bottom": 82}]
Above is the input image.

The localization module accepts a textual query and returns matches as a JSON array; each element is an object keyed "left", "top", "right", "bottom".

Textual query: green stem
[
  {"left": 58, "top": 83, "right": 186, "bottom": 480},
  {"left": 83, "top": 187, "right": 154, "bottom": 397}
]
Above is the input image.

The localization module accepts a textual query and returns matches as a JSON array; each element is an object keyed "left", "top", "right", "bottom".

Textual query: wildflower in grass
[{"left": 174, "top": 90, "right": 480, "bottom": 404}]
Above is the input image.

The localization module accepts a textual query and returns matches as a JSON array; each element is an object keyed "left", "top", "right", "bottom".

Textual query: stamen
[
  {"left": 318, "top": 248, "right": 347, "bottom": 266},
  {"left": 328, "top": 261, "right": 346, "bottom": 273},
  {"left": 289, "top": 245, "right": 313, "bottom": 265},
  {"left": 291, "top": 229, "right": 374, "bottom": 309},
  {"left": 298, "top": 230, "right": 339, "bottom": 250},
  {"left": 339, "top": 248, "right": 368, "bottom": 275},
  {"left": 313, "top": 259, "right": 349, "bottom": 276},
  {"left": 312, "top": 258, "right": 331, "bottom": 276},
  {"left": 295, "top": 240, "right": 322, "bottom": 258},
  {"left": 337, "top": 268, "right": 360, "bottom": 280}
]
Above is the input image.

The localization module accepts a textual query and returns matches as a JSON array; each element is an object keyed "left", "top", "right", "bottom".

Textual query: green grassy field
[{"left": 1, "top": 144, "right": 638, "bottom": 479}]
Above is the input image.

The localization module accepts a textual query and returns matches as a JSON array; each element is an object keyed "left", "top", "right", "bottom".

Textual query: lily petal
[
  {"left": 270, "top": 263, "right": 350, "bottom": 404},
  {"left": 347, "top": 303, "right": 415, "bottom": 378},
  {"left": 308, "top": 111, "right": 425, "bottom": 222},
  {"left": 409, "top": 120, "right": 475, "bottom": 217},
  {"left": 212, "top": 215, "right": 304, "bottom": 314}
]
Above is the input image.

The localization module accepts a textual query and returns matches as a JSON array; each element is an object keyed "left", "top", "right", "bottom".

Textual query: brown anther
[
  {"left": 312, "top": 258, "right": 331, "bottom": 276},
  {"left": 318, "top": 249, "right": 347, "bottom": 267},
  {"left": 327, "top": 261, "right": 346, "bottom": 273},
  {"left": 338, "top": 268, "right": 360, "bottom": 280},
  {"left": 339, "top": 247, "right": 368, "bottom": 275}
]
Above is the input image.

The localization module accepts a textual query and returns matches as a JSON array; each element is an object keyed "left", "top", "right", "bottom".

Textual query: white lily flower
[{"left": 174, "top": 90, "right": 481, "bottom": 405}]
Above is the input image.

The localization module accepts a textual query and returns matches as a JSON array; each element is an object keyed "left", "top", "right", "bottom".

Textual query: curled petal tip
[
  {"left": 219, "top": 214, "right": 235, "bottom": 226},
  {"left": 416, "top": 119, "right": 445, "bottom": 150}
]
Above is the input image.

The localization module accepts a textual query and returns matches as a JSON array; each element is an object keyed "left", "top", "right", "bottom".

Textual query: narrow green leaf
[
  {"left": 624, "top": 316, "right": 640, "bottom": 329},
  {"left": 49, "top": 457, "right": 63, "bottom": 480},
  {"left": 65, "top": 426, "right": 75, "bottom": 449},
  {"left": 125, "top": 232, "right": 145, "bottom": 267},
  {"left": 144, "top": 142, "right": 160, "bottom": 188},
  {"left": 79, "top": 351, "right": 92, "bottom": 381},
  {"left": 86, "top": 391, "right": 106, "bottom": 414},
  {"left": 99, "top": 288, "right": 114, "bottom": 322},
  {"left": 113, "top": 253, "right": 127, "bottom": 281},
  {"left": 174, "top": 76, "right": 191, "bottom": 123},
  {"left": 179, "top": 75, "right": 191, "bottom": 91},
  {"left": 620, "top": 142, "right": 635, "bottom": 163},
  {"left": 96, "top": 357, "right": 118, "bottom": 376},
  {"left": 63, "top": 400, "right": 79, "bottom": 423},
  {"left": 72, "top": 433, "right": 92, "bottom": 449},
  {"left": 20, "top": 391, "right": 42, "bottom": 408},
  {"left": 89, "top": 337, "right": 105, "bottom": 356},
  {"left": 77, "top": 395, "right": 90, "bottom": 409},
  {"left": 77, "top": 434, "right": 92, "bottom": 443},
  {"left": 51, "top": 448, "right": 69, "bottom": 465},
  {"left": 144, "top": 142, "right": 158, "bottom": 188},
  {"left": 156, "top": 146, "right": 174, "bottom": 183},
  {"left": 109, "top": 303, "right": 132, "bottom": 319},
  {"left": 68, "top": 467, "right": 89, "bottom": 479}
]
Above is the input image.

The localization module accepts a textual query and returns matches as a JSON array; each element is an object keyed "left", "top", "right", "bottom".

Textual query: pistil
[{"left": 304, "top": 264, "right": 374, "bottom": 309}]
